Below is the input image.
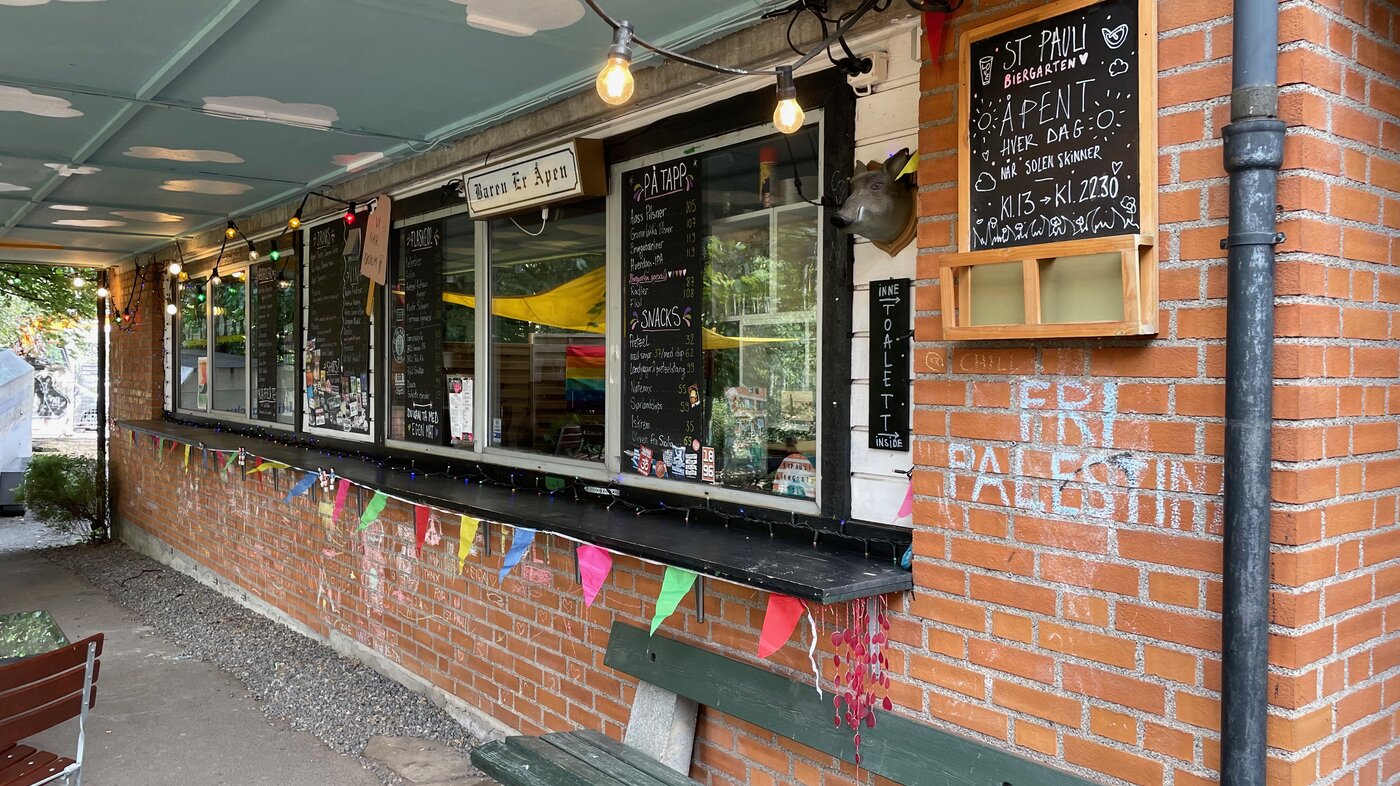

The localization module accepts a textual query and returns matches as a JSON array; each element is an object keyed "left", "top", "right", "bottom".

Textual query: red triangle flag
[
  {"left": 414, "top": 505, "right": 431, "bottom": 554},
  {"left": 758, "top": 594, "right": 805, "bottom": 659}
]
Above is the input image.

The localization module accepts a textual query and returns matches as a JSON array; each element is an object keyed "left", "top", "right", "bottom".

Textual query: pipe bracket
[{"left": 1220, "top": 232, "right": 1285, "bottom": 249}]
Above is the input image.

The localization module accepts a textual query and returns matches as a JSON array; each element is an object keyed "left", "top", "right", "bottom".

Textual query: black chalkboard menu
[
  {"left": 869, "top": 279, "right": 910, "bottom": 451},
  {"left": 967, "top": 0, "right": 1140, "bottom": 250},
  {"left": 251, "top": 261, "right": 281, "bottom": 422},
  {"left": 622, "top": 156, "right": 705, "bottom": 480},
  {"left": 399, "top": 221, "right": 445, "bottom": 445},
  {"left": 305, "top": 220, "right": 372, "bottom": 435}
]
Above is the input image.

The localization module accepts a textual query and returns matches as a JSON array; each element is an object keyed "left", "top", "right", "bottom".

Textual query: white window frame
[{"left": 300, "top": 213, "right": 377, "bottom": 444}]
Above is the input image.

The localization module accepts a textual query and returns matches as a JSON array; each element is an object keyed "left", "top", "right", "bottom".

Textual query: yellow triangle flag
[
  {"left": 897, "top": 152, "right": 920, "bottom": 180},
  {"left": 183, "top": 444, "right": 190, "bottom": 471},
  {"left": 458, "top": 515, "right": 480, "bottom": 573},
  {"left": 247, "top": 461, "right": 289, "bottom": 474}
]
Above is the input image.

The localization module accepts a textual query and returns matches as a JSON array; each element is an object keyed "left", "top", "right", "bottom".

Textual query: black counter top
[{"left": 119, "top": 420, "right": 912, "bottom": 604}]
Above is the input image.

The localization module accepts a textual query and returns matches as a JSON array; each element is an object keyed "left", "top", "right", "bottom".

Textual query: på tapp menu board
[
  {"left": 399, "top": 220, "right": 446, "bottom": 445},
  {"left": 305, "top": 219, "right": 372, "bottom": 435},
  {"left": 966, "top": 0, "right": 1141, "bottom": 250},
  {"left": 622, "top": 156, "right": 706, "bottom": 481}
]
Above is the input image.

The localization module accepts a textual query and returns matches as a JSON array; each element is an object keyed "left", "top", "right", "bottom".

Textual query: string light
[
  {"left": 772, "top": 66, "right": 805, "bottom": 134},
  {"left": 268, "top": 239, "right": 281, "bottom": 262},
  {"left": 594, "top": 21, "right": 635, "bottom": 106},
  {"left": 166, "top": 302, "right": 178, "bottom": 316},
  {"left": 225, "top": 221, "right": 238, "bottom": 239},
  {"left": 247, "top": 240, "right": 260, "bottom": 262},
  {"left": 210, "top": 266, "right": 222, "bottom": 287},
  {"left": 344, "top": 202, "right": 357, "bottom": 226},
  {"left": 168, "top": 260, "right": 182, "bottom": 276},
  {"left": 72, "top": 274, "right": 86, "bottom": 289},
  {"left": 95, "top": 286, "right": 109, "bottom": 299}
]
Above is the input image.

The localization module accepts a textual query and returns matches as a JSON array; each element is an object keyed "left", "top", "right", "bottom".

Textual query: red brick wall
[{"left": 105, "top": 2, "right": 1397, "bottom": 785}]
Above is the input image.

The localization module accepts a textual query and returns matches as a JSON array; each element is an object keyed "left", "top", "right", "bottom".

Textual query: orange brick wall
[
  {"left": 104, "top": 2, "right": 1397, "bottom": 785},
  {"left": 913, "top": 1, "right": 1398, "bottom": 785}
]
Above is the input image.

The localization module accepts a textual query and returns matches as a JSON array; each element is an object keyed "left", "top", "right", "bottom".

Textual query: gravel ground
[{"left": 44, "top": 542, "right": 491, "bottom": 786}]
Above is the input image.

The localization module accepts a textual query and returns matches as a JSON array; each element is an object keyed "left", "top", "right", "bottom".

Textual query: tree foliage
[
  {"left": 14, "top": 453, "right": 106, "bottom": 543},
  {"left": 0, "top": 264, "right": 98, "bottom": 347}
]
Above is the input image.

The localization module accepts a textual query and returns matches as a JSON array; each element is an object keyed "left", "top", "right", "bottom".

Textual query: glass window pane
[
  {"left": 489, "top": 200, "right": 606, "bottom": 461},
  {"left": 177, "top": 278, "right": 207, "bottom": 411},
  {"left": 250, "top": 262, "right": 296, "bottom": 424},
  {"left": 211, "top": 273, "right": 247, "bottom": 415},
  {"left": 701, "top": 128, "right": 820, "bottom": 499},
  {"left": 390, "top": 214, "right": 476, "bottom": 446}
]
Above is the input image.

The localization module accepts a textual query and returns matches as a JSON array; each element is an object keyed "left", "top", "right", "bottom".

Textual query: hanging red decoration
[{"left": 831, "top": 595, "right": 892, "bottom": 765}]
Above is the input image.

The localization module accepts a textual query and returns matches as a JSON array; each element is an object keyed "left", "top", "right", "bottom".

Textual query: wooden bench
[
  {"left": 0, "top": 634, "right": 103, "bottom": 786},
  {"left": 473, "top": 622, "right": 1093, "bottom": 786}
]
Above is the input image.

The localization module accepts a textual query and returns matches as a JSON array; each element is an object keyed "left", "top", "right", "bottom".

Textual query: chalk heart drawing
[
  {"left": 0, "top": 86, "right": 82, "bottom": 118},
  {"left": 331, "top": 152, "right": 384, "bottom": 172},
  {"left": 0, "top": 182, "right": 31, "bottom": 192},
  {"left": 450, "top": 0, "right": 584, "bottom": 36},
  {"left": 124, "top": 146, "right": 244, "bottom": 164},
  {"left": 1102, "top": 23, "right": 1130, "bottom": 50},
  {"left": 48, "top": 204, "right": 87, "bottom": 211},
  {"left": 53, "top": 218, "right": 125, "bottom": 228},
  {"left": 202, "top": 96, "right": 338, "bottom": 130},
  {"left": 1107, "top": 58, "right": 1129, "bottom": 78},
  {"left": 112, "top": 210, "right": 183, "bottom": 223},
  {"left": 160, "top": 179, "right": 253, "bottom": 195},
  {"left": 44, "top": 163, "right": 100, "bottom": 177},
  {"left": 973, "top": 171, "right": 997, "bottom": 193}
]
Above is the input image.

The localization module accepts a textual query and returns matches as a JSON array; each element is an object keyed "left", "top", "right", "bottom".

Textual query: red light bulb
[{"left": 344, "top": 203, "right": 357, "bottom": 226}]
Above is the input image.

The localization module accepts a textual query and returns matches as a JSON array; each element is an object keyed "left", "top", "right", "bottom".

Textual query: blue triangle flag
[
  {"left": 498, "top": 528, "right": 537, "bottom": 583},
  {"left": 283, "top": 472, "right": 318, "bottom": 503}
]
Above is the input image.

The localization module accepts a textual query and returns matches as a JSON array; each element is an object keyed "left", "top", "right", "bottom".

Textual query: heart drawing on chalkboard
[
  {"left": 1112, "top": 161, "right": 1123, "bottom": 174},
  {"left": 1102, "top": 23, "right": 1129, "bottom": 49}
]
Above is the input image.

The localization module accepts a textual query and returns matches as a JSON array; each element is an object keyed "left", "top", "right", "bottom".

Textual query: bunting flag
[
  {"left": 758, "top": 594, "right": 806, "bottom": 659},
  {"left": 458, "top": 515, "right": 480, "bottom": 573},
  {"left": 358, "top": 490, "right": 388, "bottom": 531},
  {"left": 804, "top": 605, "right": 823, "bottom": 698},
  {"left": 183, "top": 444, "right": 190, "bottom": 471},
  {"left": 650, "top": 567, "right": 697, "bottom": 635},
  {"left": 283, "top": 472, "right": 317, "bottom": 503},
  {"left": 896, "top": 482, "right": 914, "bottom": 520},
  {"left": 247, "top": 461, "right": 289, "bottom": 474},
  {"left": 577, "top": 545, "right": 613, "bottom": 609},
  {"left": 414, "top": 505, "right": 431, "bottom": 554},
  {"left": 332, "top": 478, "right": 352, "bottom": 522},
  {"left": 498, "top": 527, "right": 536, "bottom": 583},
  {"left": 221, "top": 451, "right": 237, "bottom": 477},
  {"left": 156, "top": 437, "right": 166, "bottom": 463},
  {"left": 318, "top": 500, "right": 335, "bottom": 532}
]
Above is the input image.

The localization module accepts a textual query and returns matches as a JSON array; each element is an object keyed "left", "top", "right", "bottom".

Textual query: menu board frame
[
  {"left": 300, "top": 215, "right": 377, "bottom": 443},
  {"left": 944, "top": 0, "right": 1158, "bottom": 340}
]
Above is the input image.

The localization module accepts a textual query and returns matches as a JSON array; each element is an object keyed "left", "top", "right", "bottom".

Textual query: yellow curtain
[{"left": 442, "top": 267, "right": 792, "bottom": 350}]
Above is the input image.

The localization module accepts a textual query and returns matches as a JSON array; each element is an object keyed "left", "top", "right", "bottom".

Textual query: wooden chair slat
[
  {"left": 0, "top": 749, "right": 58, "bottom": 785},
  {"left": 0, "top": 746, "right": 34, "bottom": 769},
  {"left": 0, "top": 755, "right": 72, "bottom": 786},
  {"left": 0, "top": 636, "right": 103, "bottom": 694},
  {"left": 0, "top": 689, "right": 95, "bottom": 748},
  {"left": 565, "top": 730, "right": 699, "bottom": 786},
  {"left": 0, "top": 661, "right": 101, "bottom": 722},
  {"left": 473, "top": 737, "right": 619, "bottom": 786},
  {"left": 543, "top": 731, "right": 695, "bottom": 786}
]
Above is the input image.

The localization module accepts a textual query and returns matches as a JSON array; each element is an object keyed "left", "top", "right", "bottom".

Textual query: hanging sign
[
  {"left": 399, "top": 220, "right": 445, "bottom": 445},
  {"left": 360, "top": 195, "right": 392, "bottom": 286},
  {"left": 869, "top": 279, "right": 910, "bottom": 451},
  {"left": 465, "top": 139, "right": 606, "bottom": 219},
  {"left": 964, "top": 0, "right": 1142, "bottom": 250},
  {"left": 621, "top": 155, "right": 706, "bottom": 481},
  {"left": 305, "top": 219, "right": 372, "bottom": 435}
]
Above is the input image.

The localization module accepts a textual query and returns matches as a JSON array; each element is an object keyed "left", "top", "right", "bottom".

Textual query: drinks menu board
[
  {"left": 622, "top": 156, "right": 706, "bottom": 481},
  {"left": 251, "top": 261, "right": 281, "bottom": 422},
  {"left": 967, "top": 0, "right": 1140, "bottom": 250},
  {"left": 399, "top": 220, "right": 445, "bottom": 445},
  {"left": 305, "top": 220, "right": 372, "bottom": 435}
]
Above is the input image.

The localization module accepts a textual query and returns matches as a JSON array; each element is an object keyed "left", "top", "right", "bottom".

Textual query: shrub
[{"left": 15, "top": 453, "right": 105, "bottom": 542}]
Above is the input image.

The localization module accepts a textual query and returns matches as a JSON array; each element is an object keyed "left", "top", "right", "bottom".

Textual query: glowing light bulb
[
  {"left": 772, "top": 66, "right": 804, "bottom": 134},
  {"left": 225, "top": 223, "right": 238, "bottom": 239},
  {"left": 288, "top": 213, "right": 302, "bottom": 231},
  {"left": 95, "top": 286, "right": 109, "bottom": 299},
  {"left": 210, "top": 270, "right": 222, "bottom": 286},
  {"left": 72, "top": 275, "right": 86, "bottom": 289},
  {"left": 269, "top": 248, "right": 281, "bottom": 262},
  {"left": 248, "top": 248, "right": 260, "bottom": 261},
  {"left": 168, "top": 261, "right": 182, "bottom": 276},
  {"left": 166, "top": 302, "right": 178, "bottom": 316},
  {"left": 595, "top": 22, "right": 635, "bottom": 106},
  {"left": 344, "top": 203, "right": 357, "bottom": 226}
]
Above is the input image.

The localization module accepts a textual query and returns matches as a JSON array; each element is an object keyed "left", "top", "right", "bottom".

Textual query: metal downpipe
[{"left": 1220, "top": 0, "right": 1285, "bottom": 781}]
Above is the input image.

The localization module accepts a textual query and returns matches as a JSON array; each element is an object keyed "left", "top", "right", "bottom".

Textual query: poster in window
[
  {"left": 400, "top": 220, "right": 446, "bottom": 445},
  {"left": 448, "top": 375, "right": 473, "bottom": 445},
  {"left": 305, "top": 219, "right": 372, "bottom": 434},
  {"left": 621, "top": 156, "right": 707, "bottom": 481}
]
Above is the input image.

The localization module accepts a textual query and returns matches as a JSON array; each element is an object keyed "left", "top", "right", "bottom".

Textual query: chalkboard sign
[
  {"left": 869, "top": 279, "right": 910, "bottom": 451},
  {"left": 966, "top": 0, "right": 1141, "bottom": 250},
  {"left": 251, "top": 261, "right": 281, "bottom": 422},
  {"left": 305, "top": 220, "right": 372, "bottom": 436},
  {"left": 399, "top": 220, "right": 445, "bottom": 445},
  {"left": 621, "top": 156, "right": 705, "bottom": 480}
]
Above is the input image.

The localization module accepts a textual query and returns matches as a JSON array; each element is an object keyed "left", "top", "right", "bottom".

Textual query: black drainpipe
[{"left": 1220, "top": 0, "right": 1285, "bottom": 781}]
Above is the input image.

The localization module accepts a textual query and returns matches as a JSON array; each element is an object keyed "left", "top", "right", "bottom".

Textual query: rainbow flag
[{"left": 566, "top": 344, "right": 605, "bottom": 412}]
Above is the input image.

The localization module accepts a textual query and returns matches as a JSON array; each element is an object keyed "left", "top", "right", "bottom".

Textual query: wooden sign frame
[{"left": 944, "top": 0, "right": 1158, "bottom": 340}]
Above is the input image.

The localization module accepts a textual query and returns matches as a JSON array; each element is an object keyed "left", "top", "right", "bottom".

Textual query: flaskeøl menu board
[{"left": 305, "top": 220, "right": 372, "bottom": 435}]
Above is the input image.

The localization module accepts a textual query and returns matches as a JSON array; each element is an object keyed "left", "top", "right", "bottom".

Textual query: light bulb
[
  {"left": 344, "top": 204, "right": 357, "bottom": 226},
  {"left": 269, "top": 248, "right": 281, "bottom": 262},
  {"left": 233, "top": 270, "right": 245, "bottom": 279},
  {"left": 772, "top": 66, "right": 804, "bottom": 134},
  {"left": 95, "top": 286, "right": 109, "bottom": 299},
  {"left": 248, "top": 248, "right": 260, "bottom": 261},
  {"left": 595, "top": 22, "right": 635, "bottom": 106},
  {"left": 225, "top": 223, "right": 238, "bottom": 239},
  {"left": 166, "top": 303, "right": 178, "bottom": 316},
  {"left": 288, "top": 213, "right": 302, "bottom": 230},
  {"left": 72, "top": 275, "right": 86, "bottom": 289},
  {"left": 210, "top": 270, "right": 222, "bottom": 286},
  {"left": 168, "top": 261, "right": 182, "bottom": 276}
]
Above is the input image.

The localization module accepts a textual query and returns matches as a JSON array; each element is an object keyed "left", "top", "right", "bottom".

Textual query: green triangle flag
[
  {"left": 357, "top": 490, "right": 389, "bottom": 531},
  {"left": 650, "top": 566, "right": 698, "bottom": 635}
]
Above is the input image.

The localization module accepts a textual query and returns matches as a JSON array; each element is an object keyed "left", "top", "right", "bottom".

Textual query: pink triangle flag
[
  {"left": 332, "top": 478, "right": 351, "bottom": 522},
  {"left": 577, "top": 545, "right": 613, "bottom": 609},
  {"left": 896, "top": 481, "right": 914, "bottom": 519},
  {"left": 414, "top": 505, "right": 431, "bottom": 554},
  {"left": 758, "top": 594, "right": 806, "bottom": 659}
]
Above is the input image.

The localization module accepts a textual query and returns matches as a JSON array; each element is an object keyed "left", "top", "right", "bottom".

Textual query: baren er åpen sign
[
  {"left": 465, "top": 139, "right": 607, "bottom": 220},
  {"left": 941, "top": 0, "right": 1159, "bottom": 341}
]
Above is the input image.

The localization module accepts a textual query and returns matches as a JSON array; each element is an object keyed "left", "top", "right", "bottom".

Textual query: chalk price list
[{"left": 968, "top": 0, "right": 1140, "bottom": 250}]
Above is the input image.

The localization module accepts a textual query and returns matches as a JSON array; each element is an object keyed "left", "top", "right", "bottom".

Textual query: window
[
  {"left": 250, "top": 261, "right": 296, "bottom": 424},
  {"left": 389, "top": 214, "right": 476, "bottom": 447},
  {"left": 177, "top": 277, "right": 208, "bottom": 411},
  {"left": 210, "top": 271, "right": 247, "bottom": 415},
  {"left": 489, "top": 199, "right": 607, "bottom": 460}
]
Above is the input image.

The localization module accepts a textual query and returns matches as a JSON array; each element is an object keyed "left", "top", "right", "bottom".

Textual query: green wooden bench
[{"left": 472, "top": 621, "right": 1095, "bottom": 786}]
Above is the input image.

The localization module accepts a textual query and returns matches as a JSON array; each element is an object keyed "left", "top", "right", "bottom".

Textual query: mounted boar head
[{"left": 830, "top": 148, "right": 916, "bottom": 256}]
